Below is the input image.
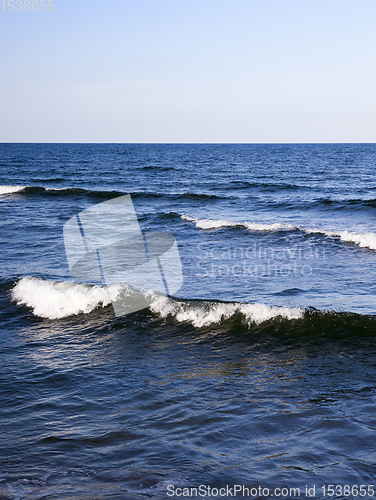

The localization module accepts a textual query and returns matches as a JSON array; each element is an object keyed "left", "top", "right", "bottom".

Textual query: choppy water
[{"left": 1, "top": 143, "right": 376, "bottom": 499}]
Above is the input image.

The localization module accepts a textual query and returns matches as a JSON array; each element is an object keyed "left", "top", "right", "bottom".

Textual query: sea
[{"left": 0, "top": 143, "right": 376, "bottom": 500}]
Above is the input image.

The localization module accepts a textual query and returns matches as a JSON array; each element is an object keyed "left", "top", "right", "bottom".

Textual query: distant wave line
[
  {"left": 1, "top": 185, "right": 376, "bottom": 210},
  {"left": 0, "top": 185, "right": 222, "bottom": 200}
]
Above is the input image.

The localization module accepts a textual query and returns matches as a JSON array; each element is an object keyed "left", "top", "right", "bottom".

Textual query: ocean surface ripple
[{"left": 1, "top": 143, "right": 376, "bottom": 499}]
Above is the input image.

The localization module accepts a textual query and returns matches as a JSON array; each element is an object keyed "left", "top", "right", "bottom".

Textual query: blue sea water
[{"left": 1, "top": 143, "right": 376, "bottom": 499}]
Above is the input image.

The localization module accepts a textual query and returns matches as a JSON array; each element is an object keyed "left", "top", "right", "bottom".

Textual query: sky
[{"left": 1, "top": 0, "right": 376, "bottom": 143}]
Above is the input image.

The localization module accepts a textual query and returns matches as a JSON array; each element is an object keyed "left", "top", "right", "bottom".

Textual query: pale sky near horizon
[{"left": 1, "top": 0, "right": 376, "bottom": 143}]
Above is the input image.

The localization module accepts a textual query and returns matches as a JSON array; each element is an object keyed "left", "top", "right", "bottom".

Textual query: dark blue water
[{"left": 1, "top": 143, "right": 376, "bottom": 499}]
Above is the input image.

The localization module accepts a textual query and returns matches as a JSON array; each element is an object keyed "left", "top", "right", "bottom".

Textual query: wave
[
  {"left": 149, "top": 295, "right": 303, "bottom": 327},
  {"left": 0, "top": 185, "right": 27, "bottom": 195},
  {"left": 263, "top": 197, "right": 376, "bottom": 211},
  {"left": 10, "top": 277, "right": 376, "bottom": 337},
  {"left": 181, "top": 215, "right": 376, "bottom": 251},
  {"left": 181, "top": 215, "right": 294, "bottom": 231},
  {"left": 2, "top": 184, "right": 376, "bottom": 213},
  {"left": 11, "top": 276, "right": 303, "bottom": 324},
  {"left": 0, "top": 184, "right": 89, "bottom": 197},
  {"left": 229, "top": 180, "right": 303, "bottom": 191},
  {"left": 303, "top": 228, "right": 376, "bottom": 251},
  {"left": 2, "top": 184, "right": 375, "bottom": 211},
  {"left": 315, "top": 197, "right": 376, "bottom": 210},
  {"left": 11, "top": 277, "right": 117, "bottom": 319},
  {"left": 0, "top": 184, "right": 221, "bottom": 201}
]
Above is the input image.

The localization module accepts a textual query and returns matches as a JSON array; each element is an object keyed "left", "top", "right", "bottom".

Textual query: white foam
[
  {"left": 181, "top": 215, "right": 294, "bottom": 231},
  {"left": 0, "top": 185, "right": 27, "bottom": 195},
  {"left": 12, "top": 276, "right": 303, "bottom": 324},
  {"left": 302, "top": 227, "right": 376, "bottom": 251},
  {"left": 244, "top": 221, "right": 295, "bottom": 231},
  {"left": 12, "top": 276, "right": 120, "bottom": 319},
  {"left": 182, "top": 215, "right": 376, "bottom": 251},
  {"left": 334, "top": 230, "right": 376, "bottom": 250},
  {"left": 149, "top": 295, "right": 303, "bottom": 327}
]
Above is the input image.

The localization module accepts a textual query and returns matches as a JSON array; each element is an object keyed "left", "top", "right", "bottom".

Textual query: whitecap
[
  {"left": 181, "top": 215, "right": 376, "bottom": 251},
  {"left": 149, "top": 295, "right": 303, "bottom": 327},
  {"left": 0, "top": 185, "right": 27, "bottom": 195},
  {"left": 12, "top": 276, "right": 119, "bottom": 319}
]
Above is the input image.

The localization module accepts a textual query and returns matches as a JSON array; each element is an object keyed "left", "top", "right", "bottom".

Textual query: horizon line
[{"left": 1, "top": 141, "right": 376, "bottom": 145}]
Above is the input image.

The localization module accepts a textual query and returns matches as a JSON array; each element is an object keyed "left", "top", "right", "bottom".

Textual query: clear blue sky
[{"left": 1, "top": 0, "right": 376, "bottom": 143}]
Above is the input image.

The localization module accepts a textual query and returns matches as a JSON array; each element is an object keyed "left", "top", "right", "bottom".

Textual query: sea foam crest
[
  {"left": 307, "top": 228, "right": 376, "bottom": 251},
  {"left": 0, "top": 185, "right": 27, "bottom": 195},
  {"left": 12, "top": 276, "right": 119, "bottom": 319},
  {"left": 12, "top": 276, "right": 303, "bottom": 325},
  {"left": 181, "top": 215, "right": 376, "bottom": 251},
  {"left": 149, "top": 295, "right": 303, "bottom": 327},
  {"left": 181, "top": 215, "right": 294, "bottom": 231}
]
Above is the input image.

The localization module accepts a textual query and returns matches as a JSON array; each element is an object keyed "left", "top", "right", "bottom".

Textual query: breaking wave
[
  {"left": 0, "top": 185, "right": 27, "bottom": 195},
  {"left": 181, "top": 215, "right": 376, "bottom": 251},
  {"left": 149, "top": 295, "right": 303, "bottom": 327},
  {"left": 11, "top": 276, "right": 303, "bottom": 324},
  {"left": 11, "top": 277, "right": 118, "bottom": 319},
  {"left": 304, "top": 228, "right": 376, "bottom": 251},
  {"left": 181, "top": 215, "right": 294, "bottom": 231}
]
